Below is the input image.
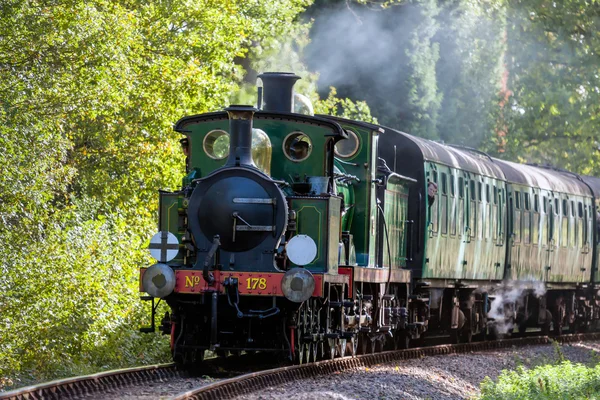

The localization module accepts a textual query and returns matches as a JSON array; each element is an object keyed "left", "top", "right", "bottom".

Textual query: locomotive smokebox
[
  {"left": 258, "top": 72, "right": 300, "bottom": 113},
  {"left": 225, "top": 105, "right": 258, "bottom": 168}
]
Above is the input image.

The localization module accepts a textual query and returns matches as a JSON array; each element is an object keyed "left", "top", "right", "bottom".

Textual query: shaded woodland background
[{"left": 1, "top": 0, "right": 599, "bottom": 389}]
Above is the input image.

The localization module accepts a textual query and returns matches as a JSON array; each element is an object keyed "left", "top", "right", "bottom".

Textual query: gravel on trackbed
[{"left": 233, "top": 341, "right": 600, "bottom": 400}]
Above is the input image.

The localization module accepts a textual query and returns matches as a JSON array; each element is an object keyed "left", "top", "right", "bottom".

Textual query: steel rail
[
  {"left": 172, "top": 332, "right": 600, "bottom": 400},
  {"left": 0, "top": 363, "right": 177, "bottom": 400}
]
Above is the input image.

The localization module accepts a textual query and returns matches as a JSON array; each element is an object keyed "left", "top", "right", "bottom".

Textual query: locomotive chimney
[
  {"left": 257, "top": 72, "right": 300, "bottom": 113},
  {"left": 225, "top": 105, "right": 257, "bottom": 168}
]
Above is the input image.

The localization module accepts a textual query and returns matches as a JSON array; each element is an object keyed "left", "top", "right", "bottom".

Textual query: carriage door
[
  {"left": 581, "top": 203, "right": 591, "bottom": 281},
  {"left": 545, "top": 196, "right": 555, "bottom": 281},
  {"left": 461, "top": 174, "right": 471, "bottom": 273}
]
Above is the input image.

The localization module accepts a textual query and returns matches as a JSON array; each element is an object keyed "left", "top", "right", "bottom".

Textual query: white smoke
[{"left": 487, "top": 279, "right": 546, "bottom": 335}]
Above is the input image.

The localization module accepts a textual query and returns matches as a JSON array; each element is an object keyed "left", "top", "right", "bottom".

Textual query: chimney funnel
[
  {"left": 258, "top": 72, "right": 300, "bottom": 113},
  {"left": 224, "top": 105, "right": 257, "bottom": 168}
]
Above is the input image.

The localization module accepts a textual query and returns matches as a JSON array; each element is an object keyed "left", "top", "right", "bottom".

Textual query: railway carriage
[{"left": 139, "top": 72, "right": 600, "bottom": 366}]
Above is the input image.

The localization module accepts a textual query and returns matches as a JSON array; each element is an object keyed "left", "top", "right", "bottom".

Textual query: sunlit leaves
[
  {"left": 501, "top": 0, "right": 600, "bottom": 173},
  {"left": 0, "top": 0, "right": 309, "bottom": 389}
]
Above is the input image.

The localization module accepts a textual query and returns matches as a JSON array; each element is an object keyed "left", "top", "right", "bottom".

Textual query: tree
[
  {"left": 0, "top": 0, "right": 310, "bottom": 388},
  {"left": 502, "top": 0, "right": 600, "bottom": 174},
  {"left": 436, "top": 0, "right": 506, "bottom": 148}
]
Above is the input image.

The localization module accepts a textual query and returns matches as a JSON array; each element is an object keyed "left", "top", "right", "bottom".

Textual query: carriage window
[
  {"left": 533, "top": 209, "right": 540, "bottom": 245},
  {"left": 571, "top": 200, "right": 575, "bottom": 216},
  {"left": 583, "top": 207, "right": 589, "bottom": 244},
  {"left": 458, "top": 177, "right": 464, "bottom": 198},
  {"left": 534, "top": 194, "right": 539, "bottom": 212},
  {"left": 493, "top": 186, "right": 498, "bottom": 204},
  {"left": 524, "top": 209, "right": 531, "bottom": 244},
  {"left": 524, "top": 193, "right": 530, "bottom": 210},
  {"left": 450, "top": 175, "right": 455, "bottom": 196},
  {"left": 478, "top": 182, "right": 482, "bottom": 201},
  {"left": 561, "top": 200, "right": 568, "bottom": 247},
  {"left": 578, "top": 202, "right": 583, "bottom": 218},
  {"left": 543, "top": 196, "right": 547, "bottom": 213},
  {"left": 512, "top": 197, "right": 521, "bottom": 243},
  {"left": 440, "top": 173, "right": 448, "bottom": 235},
  {"left": 470, "top": 180, "right": 475, "bottom": 200},
  {"left": 486, "top": 184, "right": 490, "bottom": 203},
  {"left": 469, "top": 180, "right": 477, "bottom": 238},
  {"left": 515, "top": 191, "right": 521, "bottom": 209},
  {"left": 441, "top": 173, "right": 448, "bottom": 195},
  {"left": 554, "top": 199, "right": 559, "bottom": 215},
  {"left": 589, "top": 205, "right": 593, "bottom": 245}
]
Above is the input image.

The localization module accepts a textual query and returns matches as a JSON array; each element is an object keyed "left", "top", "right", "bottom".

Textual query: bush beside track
[{"left": 479, "top": 343, "right": 600, "bottom": 400}]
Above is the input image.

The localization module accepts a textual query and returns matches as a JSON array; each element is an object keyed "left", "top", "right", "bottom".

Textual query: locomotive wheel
[
  {"left": 309, "top": 342, "right": 316, "bottom": 362},
  {"left": 462, "top": 329, "right": 473, "bottom": 343},
  {"left": 298, "top": 343, "right": 306, "bottom": 364},
  {"left": 450, "top": 328, "right": 460, "bottom": 344},
  {"left": 369, "top": 338, "right": 377, "bottom": 354},
  {"left": 339, "top": 338, "right": 347, "bottom": 357},
  {"left": 174, "top": 349, "right": 204, "bottom": 370},
  {"left": 358, "top": 333, "right": 368, "bottom": 355},
  {"left": 318, "top": 340, "right": 325, "bottom": 360},
  {"left": 541, "top": 321, "right": 551, "bottom": 336},
  {"left": 554, "top": 323, "right": 563, "bottom": 336},
  {"left": 304, "top": 341, "right": 311, "bottom": 363},
  {"left": 215, "top": 350, "right": 228, "bottom": 358},
  {"left": 349, "top": 336, "right": 358, "bottom": 357},
  {"left": 518, "top": 320, "right": 528, "bottom": 335},
  {"left": 541, "top": 310, "right": 553, "bottom": 335},
  {"left": 396, "top": 332, "right": 410, "bottom": 350},
  {"left": 327, "top": 338, "right": 336, "bottom": 359}
]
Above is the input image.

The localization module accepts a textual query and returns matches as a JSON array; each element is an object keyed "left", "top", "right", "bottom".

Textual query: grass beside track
[{"left": 479, "top": 343, "right": 600, "bottom": 399}]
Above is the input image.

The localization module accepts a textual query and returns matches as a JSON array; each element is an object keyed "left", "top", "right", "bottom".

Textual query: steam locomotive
[{"left": 139, "top": 72, "right": 600, "bottom": 366}]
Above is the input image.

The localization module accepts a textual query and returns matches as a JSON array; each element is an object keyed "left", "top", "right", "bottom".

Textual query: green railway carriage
[
  {"left": 495, "top": 160, "right": 594, "bottom": 284},
  {"left": 373, "top": 132, "right": 510, "bottom": 340},
  {"left": 580, "top": 175, "right": 600, "bottom": 283},
  {"left": 377, "top": 133, "right": 508, "bottom": 283}
]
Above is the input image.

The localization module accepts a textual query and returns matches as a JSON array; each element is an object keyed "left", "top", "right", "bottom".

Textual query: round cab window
[
  {"left": 283, "top": 132, "right": 312, "bottom": 162},
  {"left": 335, "top": 130, "right": 360, "bottom": 158},
  {"left": 203, "top": 130, "right": 229, "bottom": 160}
]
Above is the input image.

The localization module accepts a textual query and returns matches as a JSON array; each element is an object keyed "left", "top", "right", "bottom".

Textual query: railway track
[
  {"left": 3, "top": 332, "right": 600, "bottom": 400},
  {"left": 172, "top": 332, "right": 600, "bottom": 400},
  {"left": 0, "top": 363, "right": 178, "bottom": 400}
]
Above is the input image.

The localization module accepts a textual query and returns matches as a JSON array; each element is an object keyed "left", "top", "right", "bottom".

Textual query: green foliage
[
  {"left": 307, "top": 0, "right": 600, "bottom": 175},
  {"left": 479, "top": 361, "right": 600, "bottom": 400},
  {"left": 436, "top": 0, "right": 506, "bottom": 148},
  {"left": 314, "top": 87, "right": 378, "bottom": 123},
  {"left": 500, "top": 0, "right": 600, "bottom": 174},
  {"left": 0, "top": 0, "right": 310, "bottom": 390}
]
